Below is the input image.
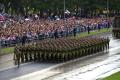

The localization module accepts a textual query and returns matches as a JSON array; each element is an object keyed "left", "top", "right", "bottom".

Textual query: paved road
[
  {"left": 0, "top": 34, "right": 120, "bottom": 80},
  {"left": 42, "top": 34, "right": 120, "bottom": 80},
  {"left": 0, "top": 62, "right": 57, "bottom": 80},
  {"left": 0, "top": 54, "right": 14, "bottom": 71}
]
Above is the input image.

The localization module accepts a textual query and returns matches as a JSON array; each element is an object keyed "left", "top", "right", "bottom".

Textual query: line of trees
[{"left": 0, "top": 0, "right": 120, "bottom": 17}]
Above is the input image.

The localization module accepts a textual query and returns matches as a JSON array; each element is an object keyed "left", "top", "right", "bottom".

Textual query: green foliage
[
  {"left": 0, "top": 47, "right": 14, "bottom": 56},
  {"left": 76, "top": 28, "right": 111, "bottom": 38},
  {"left": 0, "top": 0, "right": 120, "bottom": 15},
  {"left": 0, "top": 28, "right": 111, "bottom": 56}
]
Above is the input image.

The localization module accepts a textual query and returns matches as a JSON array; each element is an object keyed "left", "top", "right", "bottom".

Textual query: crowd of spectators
[{"left": 0, "top": 16, "right": 113, "bottom": 47}]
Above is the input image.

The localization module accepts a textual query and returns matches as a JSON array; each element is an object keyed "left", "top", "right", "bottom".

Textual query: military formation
[
  {"left": 113, "top": 16, "right": 120, "bottom": 38},
  {"left": 14, "top": 37, "right": 110, "bottom": 67},
  {"left": 113, "top": 29, "right": 120, "bottom": 38}
]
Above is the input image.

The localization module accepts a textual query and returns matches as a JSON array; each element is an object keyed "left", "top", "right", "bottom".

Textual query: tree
[{"left": 1, "top": 0, "right": 120, "bottom": 16}]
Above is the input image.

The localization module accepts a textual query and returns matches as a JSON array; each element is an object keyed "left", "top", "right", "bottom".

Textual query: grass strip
[
  {"left": 103, "top": 71, "right": 120, "bottom": 80},
  {"left": 0, "top": 28, "right": 112, "bottom": 55}
]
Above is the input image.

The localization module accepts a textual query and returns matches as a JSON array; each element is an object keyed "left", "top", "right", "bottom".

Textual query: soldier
[
  {"left": 73, "top": 27, "right": 77, "bottom": 37},
  {"left": 21, "top": 33, "right": 27, "bottom": 45},
  {"left": 87, "top": 26, "right": 90, "bottom": 34},
  {"left": 60, "top": 30, "right": 64, "bottom": 37},
  {"left": 98, "top": 22, "right": 101, "bottom": 31},
  {"left": 54, "top": 29, "right": 59, "bottom": 39}
]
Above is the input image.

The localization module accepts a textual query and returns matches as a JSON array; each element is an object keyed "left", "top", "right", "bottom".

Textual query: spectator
[{"left": 0, "top": 17, "right": 113, "bottom": 47}]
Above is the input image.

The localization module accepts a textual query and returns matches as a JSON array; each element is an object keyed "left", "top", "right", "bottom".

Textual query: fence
[{"left": 0, "top": 24, "right": 109, "bottom": 48}]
